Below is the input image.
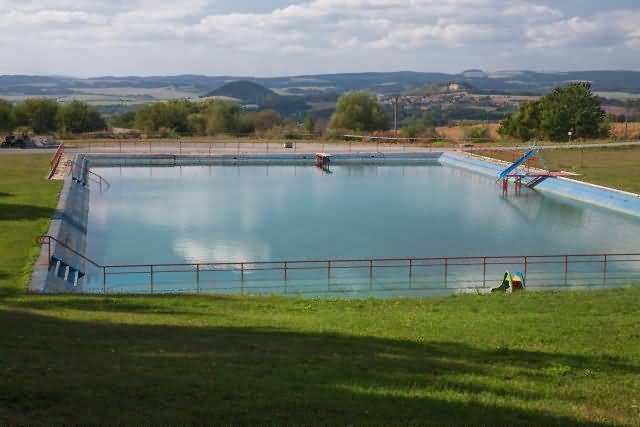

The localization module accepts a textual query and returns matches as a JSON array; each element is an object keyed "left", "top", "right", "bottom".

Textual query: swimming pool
[{"left": 47, "top": 155, "right": 639, "bottom": 297}]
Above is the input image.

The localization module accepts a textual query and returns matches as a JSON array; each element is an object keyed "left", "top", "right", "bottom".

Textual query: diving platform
[
  {"left": 498, "top": 148, "right": 579, "bottom": 190},
  {"left": 315, "top": 153, "right": 332, "bottom": 171},
  {"left": 506, "top": 171, "right": 580, "bottom": 189}
]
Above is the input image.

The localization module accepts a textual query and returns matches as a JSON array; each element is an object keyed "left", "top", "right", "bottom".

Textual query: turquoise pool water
[{"left": 83, "top": 163, "right": 640, "bottom": 295}]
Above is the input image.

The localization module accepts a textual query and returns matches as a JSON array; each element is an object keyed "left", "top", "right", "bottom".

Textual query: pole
[
  {"left": 625, "top": 103, "right": 629, "bottom": 140},
  {"left": 196, "top": 264, "right": 200, "bottom": 293},
  {"left": 444, "top": 258, "right": 448, "bottom": 288},
  {"left": 393, "top": 95, "right": 400, "bottom": 137},
  {"left": 150, "top": 265, "right": 154, "bottom": 294},
  {"left": 482, "top": 257, "right": 487, "bottom": 288}
]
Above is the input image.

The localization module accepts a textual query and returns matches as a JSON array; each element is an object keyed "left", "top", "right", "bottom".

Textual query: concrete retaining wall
[{"left": 439, "top": 152, "right": 640, "bottom": 218}]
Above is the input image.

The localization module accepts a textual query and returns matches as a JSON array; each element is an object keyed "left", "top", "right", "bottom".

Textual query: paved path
[{"left": 1, "top": 140, "right": 639, "bottom": 156}]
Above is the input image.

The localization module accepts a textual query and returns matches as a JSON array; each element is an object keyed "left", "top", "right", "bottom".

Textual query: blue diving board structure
[
  {"left": 498, "top": 147, "right": 578, "bottom": 190},
  {"left": 498, "top": 148, "right": 539, "bottom": 181}
]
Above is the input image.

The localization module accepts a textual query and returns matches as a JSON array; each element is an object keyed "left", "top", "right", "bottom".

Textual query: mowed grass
[
  {"left": 0, "top": 154, "right": 62, "bottom": 296},
  {"left": 479, "top": 146, "right": 640, "bottom": 194},
  {"left": 1, "top": 154, "right": 639, "bottom": 425}
]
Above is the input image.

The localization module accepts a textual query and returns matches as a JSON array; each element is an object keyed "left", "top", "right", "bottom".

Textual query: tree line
[
  {"left": 0, "top": 98, "right": 106, "bottom": 134},
  {"left": 0, "top": 83, "right": 616, "bottom": 141}
]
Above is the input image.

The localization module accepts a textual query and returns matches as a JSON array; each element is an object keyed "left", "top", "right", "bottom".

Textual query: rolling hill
[{"left": 203, "top": 80, "right": 310, "bottom": 116}]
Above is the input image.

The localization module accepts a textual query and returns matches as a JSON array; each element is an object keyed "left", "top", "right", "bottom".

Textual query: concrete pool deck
[{"left": 31, "top": 150, "right": 640, "bottom": 294}]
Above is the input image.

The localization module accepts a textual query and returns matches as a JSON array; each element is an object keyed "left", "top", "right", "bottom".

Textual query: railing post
[
  {"left": 327, "top": 261, "right": 331, "bottom": 280},
  {"left": 524, "top": 256, "right": 528, "bottom": 277},
  {"left": 482, "top": 257, "right": 487, "bottom": 288},
  {"left": 369, "top": 260, "right": 373, "bottom": 279},
  {"left": 196, "top": 264, "right": 200, "bottom": 293},
  {"left": 603, "top": 255, "right": 608, "bottom": 286},
  {"left": 444, "top": 258, "right": 448, "bottom": 288},
  {"left": 46, "top": 237, "right": 51, "bottom": 268},
  {"left": 103, "top": 267, "right": 107, "bottom": 294},
  {"left": 564, "top": 255, "right": 569, "bottom": 285},
  {"left": 240, "top": 263, "right": 244, "bottom": 294},
  {"left": 284, "top": 262, "right": 288, "bottom": 281},
  {"left": 409, "top": 259, "right": 413, "bottom": 279},
  {"left": 150, "top": 265, "right": 154, "bottom": 294}
]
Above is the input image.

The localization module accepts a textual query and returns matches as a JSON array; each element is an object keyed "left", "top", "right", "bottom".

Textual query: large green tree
[
  {"left": 329, "top": 91, "right": 387, "bottom": 132},
  {"left": 57, "top": 101, "right": 106, "bottom": 134},
  {"left": 0, "top": 99, "right": 15, "bottom": 133},
  {"left": 134, "top": 100, "right": 193, "bottom": 134},
  {"left": 205, "top": 101, "right": 243, "bottom": 136},
  {"left": 14, "top": 98, "right": 59, "bottom": 134},
  {"left": 499, "top": 82, "right": 609, "bottom": 141}
]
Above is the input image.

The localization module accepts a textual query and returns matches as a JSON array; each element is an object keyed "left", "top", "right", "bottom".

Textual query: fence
[
  {"left": 40, "top": 236, "right": 640, "bottom": 296},
  {"left": 60, "top": 139, "right": 444, "bottom": 155},
  {"left": 47, "top": 144, "right": 64, "bottom": 179}
]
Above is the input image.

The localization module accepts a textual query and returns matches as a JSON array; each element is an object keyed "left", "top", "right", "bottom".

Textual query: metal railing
[
  {"left": 65, "top": 159, "right": 111, "bottom": 191},
  {"left": 61, "top": 139, "right": 443, "bottom": 155},
  {"left": 39, "top": 235, "right": 640, "bottom": 296},
  {"left": 47, "top": 143, "right": 64, "bottom": 179}
]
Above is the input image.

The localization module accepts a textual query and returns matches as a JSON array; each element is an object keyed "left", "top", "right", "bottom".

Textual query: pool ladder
[{"left": 50, "top": 255, "right": 86, "bottom": 288}]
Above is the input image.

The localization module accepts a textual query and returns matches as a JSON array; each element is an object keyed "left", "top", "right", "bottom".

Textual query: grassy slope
[
  {"left": 479, "top": 146, "right": 640, "bottom": 194},
  {"left": 0, "top": 154, "right": 62, "bottom": 296},
  {"left": 0, "top": 154, "right": 639, "bottom": 425}
]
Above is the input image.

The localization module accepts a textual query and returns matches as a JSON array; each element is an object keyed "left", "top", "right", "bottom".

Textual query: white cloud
[{"left": 0, "top": 0, "right": 638, "bottom": 75}]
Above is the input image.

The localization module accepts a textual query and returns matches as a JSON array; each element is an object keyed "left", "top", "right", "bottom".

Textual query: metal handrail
[
  {"left": 48, "top": 143, "right": 65, "bottom": 179},
  {"left": 39, "top": 234, "right": 639, "bottom": 271},
  {"left": 65, "top": 159, "right": 111, "bottom": 191},
  {"left": 39, "top": 235, "right": 102, "bottom": 268},
  {"left": 38, "top": 234, "right": 640, "bottom": 293}
]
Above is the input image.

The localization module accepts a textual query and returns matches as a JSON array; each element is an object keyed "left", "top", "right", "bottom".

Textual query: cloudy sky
[{"left": 1, "top": 0, "right": 639, "bottom": 76}]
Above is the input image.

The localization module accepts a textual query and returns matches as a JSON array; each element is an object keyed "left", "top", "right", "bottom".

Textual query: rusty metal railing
[
  {"left": 47, "top": 144, "right": 64, "bottom": 179},
  {"left": 39, "top": 235, "right": 640, "bottom": 295}
]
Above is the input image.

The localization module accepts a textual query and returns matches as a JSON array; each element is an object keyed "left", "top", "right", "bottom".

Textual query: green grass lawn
[{"left": 1, "top": 154, "right": 639, "bottom": 425}]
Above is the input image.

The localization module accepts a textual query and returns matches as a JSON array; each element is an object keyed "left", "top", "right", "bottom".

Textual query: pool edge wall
[
  {"left": 439, "top": 152, "right": 640, "bottom": 218},
  {"left": 30, "top": 163, "right": 91, "bottom": 293},
  {"left": 33, "top": 151, "right": 640, "bottom": 294}
]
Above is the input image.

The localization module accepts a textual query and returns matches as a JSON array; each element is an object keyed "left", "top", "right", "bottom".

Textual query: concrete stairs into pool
[{"left": 48, "top": 256, "right": 85, "bottom": 290}]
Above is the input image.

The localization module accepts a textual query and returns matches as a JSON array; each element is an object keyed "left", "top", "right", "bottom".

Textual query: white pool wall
[{"left": 439, "top": 152, "right": 640, "bottom": 218}]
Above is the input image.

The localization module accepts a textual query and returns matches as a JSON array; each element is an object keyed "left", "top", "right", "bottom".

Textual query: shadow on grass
[
  {"left": 12, "top": 294, "right": 239, "bottom": 316},
  {"left": 0, "top": 203, "right": 56, "bottom": 221},
  {"left": 0, "top": 192, "right": 13, "bottom": 197},
  {"left": 0, "top": 306, "right": 634, "bottom": 425}
]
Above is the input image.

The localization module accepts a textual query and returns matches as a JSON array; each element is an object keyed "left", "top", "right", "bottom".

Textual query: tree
[
  {"left": 0, "top": 99, "right": 15, "bottom": 133},
  {"left": 499, "top": 82, "right": 609, "bottom": 141},
  {"left": 303, "top": 114, "right": 316, "bottom": 134},
  {"left": 134, "top": 100, "right": 192, "bottom": 135},
  {"left": 252, "top": 110, "right": 282, "bottom": 131},
  {"left": 329, "top": 91, "right": 387, "bottom": 132},
  {"left": 205, "top": 101, "right": 242, "bottom": 136},
  {"left": 57, "top": 101, "right": 106, "bottom": 134},
  {"left": 400, "top": 112, "right": 436, "bottom": 138},
  {"left": 14, "top": 98, "right": 59, "bottom": 134},
  {"left": 110, "top": 111, "right": 136, "bottom": 129}
]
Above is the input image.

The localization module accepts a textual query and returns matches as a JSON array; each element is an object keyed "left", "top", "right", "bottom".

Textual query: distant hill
[
  {"left": 204, "top": 80, "right": 310, "bottom": 116},
  {"left": 205, "top": 80, "right": 278, "bottom": 103}
]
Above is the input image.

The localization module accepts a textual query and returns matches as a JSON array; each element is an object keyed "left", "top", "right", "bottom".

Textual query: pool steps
[{"left": 50, "top": 255, "right": 85, "bottom": 287}]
